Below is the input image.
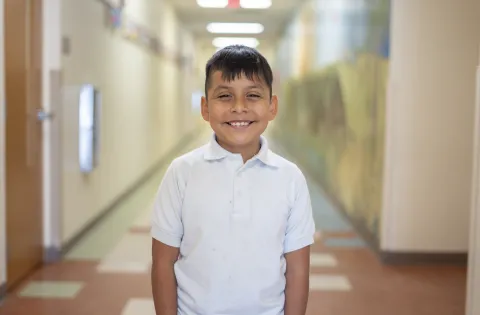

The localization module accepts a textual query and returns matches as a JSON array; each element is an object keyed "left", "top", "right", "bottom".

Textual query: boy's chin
[{"left": 216, "top": 131, "right": 261, "bottom": 147}]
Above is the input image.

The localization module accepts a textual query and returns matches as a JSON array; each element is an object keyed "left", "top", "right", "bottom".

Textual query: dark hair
[{"left": 204, "top": 45, "right": 273, "bottom": 99}]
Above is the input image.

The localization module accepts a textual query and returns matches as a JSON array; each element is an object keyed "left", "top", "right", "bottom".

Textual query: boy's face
[{"left": 201, "top": 71, "right": 278, "bottom": 154}]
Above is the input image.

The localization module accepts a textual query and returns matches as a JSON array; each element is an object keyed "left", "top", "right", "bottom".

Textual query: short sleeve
[
  {"left": 151, "top": 159, "right": 184, "bottom": 248},
  {"left": 284, "top": 169, "right": 316, "bottom": 253}
]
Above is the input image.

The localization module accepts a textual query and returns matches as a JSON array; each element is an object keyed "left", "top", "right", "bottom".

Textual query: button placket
[{"left": 232, "top": 167, "right": 249, "bottom": 217}]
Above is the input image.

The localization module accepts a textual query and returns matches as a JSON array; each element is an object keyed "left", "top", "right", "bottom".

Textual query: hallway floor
[{"left": 0, "top": 132, "right": 468, "bottom": 315}]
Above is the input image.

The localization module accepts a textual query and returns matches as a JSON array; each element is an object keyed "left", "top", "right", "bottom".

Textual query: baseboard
[
  {"left": 379, "top": 251, "right": 468, "bottom": 265},
  {"left": 60, "top": 129, "right": 201, "bottom": 257},
  {"left": 0, "top": 282, "right": 6, "bottom": 304},
  {"left": 44, "top": 246, "right": 62, "bottom": 263}
]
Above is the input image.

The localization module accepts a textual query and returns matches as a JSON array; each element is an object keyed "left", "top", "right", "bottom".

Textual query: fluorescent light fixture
[
  {"left": 212, "top": 37, "right": 259, "bottom": 48},
  {"left": 196, "top": 0, "right": 228, "bottom": 8},
  {"left": 207, "top": 23, "right": 264, "bottom": 34},
  {"left": 240, "top": 0, "right": 272, "bottom": 9}
]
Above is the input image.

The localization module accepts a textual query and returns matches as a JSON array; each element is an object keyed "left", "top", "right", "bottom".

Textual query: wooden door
[{"left": 5, "top": 0, "right": 44, "bottom": 289}]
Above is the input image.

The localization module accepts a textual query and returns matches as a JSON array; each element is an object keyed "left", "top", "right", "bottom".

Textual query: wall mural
[
  {"left": 97, "top": 0, "right": 193, "bottom": 71},
  {"left": 272, "top": 0, "right": 390, "bottom": 244}
]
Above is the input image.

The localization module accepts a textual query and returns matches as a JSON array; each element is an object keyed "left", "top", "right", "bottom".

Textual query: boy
[{"left": 151, "top": 45, "right": 315, "bottom": 315}]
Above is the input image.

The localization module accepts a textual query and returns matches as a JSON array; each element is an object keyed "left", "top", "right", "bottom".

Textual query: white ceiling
[{"left": 169, "top": 0, "right": 305, "bottom": 48}]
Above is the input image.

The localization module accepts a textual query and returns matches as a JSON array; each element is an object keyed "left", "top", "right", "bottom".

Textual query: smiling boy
[{"left": 151, "top": 45, "right": 315, "bottom": 315}]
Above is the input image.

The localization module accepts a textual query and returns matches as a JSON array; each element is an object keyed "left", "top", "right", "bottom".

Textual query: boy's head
[{"left": 201, "top": 45, "right": 278, "bottom": 155}]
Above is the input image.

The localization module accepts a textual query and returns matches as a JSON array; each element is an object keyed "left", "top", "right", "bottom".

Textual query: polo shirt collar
[{"left": 204, "top": 133, "right": 278, "bottom": 167}]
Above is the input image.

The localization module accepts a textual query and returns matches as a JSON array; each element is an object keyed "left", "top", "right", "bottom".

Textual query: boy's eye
[
  {"left": 218, "top": 94, "right": 230, "bottom": 99},
  {"left": 248, "top": 94, "right": 261, "bottom": 98}
]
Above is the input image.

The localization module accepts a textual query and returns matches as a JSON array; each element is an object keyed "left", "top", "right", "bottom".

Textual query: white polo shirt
[{"left": 151, "top": 134, "right": 315, "bottom": 315}]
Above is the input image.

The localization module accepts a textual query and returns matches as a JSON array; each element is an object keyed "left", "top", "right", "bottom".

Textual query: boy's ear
[
  {"left": 268, "top": 95, "right": 278, "bottom": 121},
  {"left": 201, "top": 96, "right": 209, "bottom": 122}
]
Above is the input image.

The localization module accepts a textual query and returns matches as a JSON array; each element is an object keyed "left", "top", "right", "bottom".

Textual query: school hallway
[
  {"left": 0, "top": 130, "right": 468, "bottom": 315},
  {"left": 1, "top": 0, "right": 480, "bottom": 314}
]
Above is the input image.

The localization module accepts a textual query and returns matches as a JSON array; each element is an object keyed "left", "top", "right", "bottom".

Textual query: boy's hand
[
  {"left": 151, "top": 238, "right": 180, "bottom": 315},
  {"left": 284, "top": 246, "right": 311, "bottom": 315}
]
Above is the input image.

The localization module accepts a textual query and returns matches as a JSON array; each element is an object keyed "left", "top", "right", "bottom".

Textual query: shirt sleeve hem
[
  {"left": 151, "top": 226, "right": 182, "bottom": 248},
  {"left": 284, "top": 236, "right": 314, "bottom": 254}
]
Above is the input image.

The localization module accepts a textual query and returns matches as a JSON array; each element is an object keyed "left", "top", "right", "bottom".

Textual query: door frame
[
  {"left": 41, "top": 0, "right": 63, "bottom": 262},
  {"left": 466, "top": 64, "right": 480, "bottom": 315},
  {"left": 0, "top": 0, "right": 7, "bottom": 297}
]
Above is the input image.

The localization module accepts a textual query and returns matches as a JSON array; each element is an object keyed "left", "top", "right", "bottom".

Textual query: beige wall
[
  {"left": 0, "top": 0, "right": 6, "bottom": 287},
  {"left": 381, "top": 0, "right": 480, "bottom": 252},
  {"left": 60, "top": 0, "right": 198, "bottom": 244}
]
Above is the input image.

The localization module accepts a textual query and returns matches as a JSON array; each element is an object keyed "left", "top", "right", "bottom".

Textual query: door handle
[{"left": 37, "top": 109, "right": 54, "bottom": 121}]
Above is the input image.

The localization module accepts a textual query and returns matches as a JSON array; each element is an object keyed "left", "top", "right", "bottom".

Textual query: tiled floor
[{"left": 0, "top": 131, "right": 468, "bottom": 315}]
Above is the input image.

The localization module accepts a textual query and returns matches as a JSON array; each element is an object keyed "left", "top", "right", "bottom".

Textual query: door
[{"left": 5, "top": 0, "right": 44, "bottom": 289}]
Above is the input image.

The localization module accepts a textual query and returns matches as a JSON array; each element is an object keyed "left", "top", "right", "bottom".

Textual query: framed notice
[{"left": 78, "top": 84, "right": 101, "bottom": 173}]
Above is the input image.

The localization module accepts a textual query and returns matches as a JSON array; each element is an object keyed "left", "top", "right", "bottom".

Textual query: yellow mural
[{"left": 272, "top": 0, "right": 390, "bottom": 243}]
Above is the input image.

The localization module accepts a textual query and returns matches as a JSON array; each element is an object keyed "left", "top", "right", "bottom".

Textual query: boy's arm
[
  {"left": 284, "top": 168, "right": 315, "bottom": 315},
  {"left": 152, "top": 239, "right": 179, "bottom": 315},
  {"left": 150, "top": 159, "right": 185, "bottom": 315},
  {"left": 285, "top": 246, "right": 311, "bottom": 315}
]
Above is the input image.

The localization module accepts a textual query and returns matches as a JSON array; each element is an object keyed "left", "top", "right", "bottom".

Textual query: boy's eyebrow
[
  {"left": 213, "top": 85, "right": 231, "bottom": 92},
  {"left": 213, "top": 84, "right": 265, "bottom": 93},
  {"left": 245, "top": 84, "right": 265, "bottom": 90}
]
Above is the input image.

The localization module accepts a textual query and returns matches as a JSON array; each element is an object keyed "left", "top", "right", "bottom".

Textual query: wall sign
[{"left": 78, "top": 84, "right": 100, "bottom": 173}]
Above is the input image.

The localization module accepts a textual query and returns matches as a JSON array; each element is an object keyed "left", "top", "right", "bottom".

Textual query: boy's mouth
[{"left": 226, "top": 120, "right": 254, "bottom": 128}]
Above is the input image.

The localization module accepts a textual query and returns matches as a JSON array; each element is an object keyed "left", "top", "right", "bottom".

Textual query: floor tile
[
  {"left": 309, "top": 275, "right": 352, "bottom": 291},
  {"left": 132, "top": 208, "right": 152, "bottom": 229},
  {"left": 310, "top": 253, "right": 338, "bottom": 267},
  {"left": 324, "top": 237, "right": 367, "bottom": 248},
  {"left": 321, "top": 231, "right": 357, "bottom": 238},
  {"left": 122, "top": 298, "right": 156, "bottom": 315},
  {"left": 97, "top": 261, "right": 151, "bottom": 274},
  {"left": 64, "top": 186, "right": 159, "bottom": 261},
  {"left": 314, "top": 214, "right": 352, "bottom": 232},
  {"left": 97, "top": 233, "right": 152, "bottom": 274},
  {"left": 18, "top": 281, "right": 84, "bottom": 299},
  {"left": 130, "top": 226, "right": 151, "bottom": 234}
]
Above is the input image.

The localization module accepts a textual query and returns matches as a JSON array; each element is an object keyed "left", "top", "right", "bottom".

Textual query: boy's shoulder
[
  {"left": 168, "top": 144, "right": 209, "bottom": 171},
  {"left": 266, "top": 150, "right": 306, "bottom": 178}
]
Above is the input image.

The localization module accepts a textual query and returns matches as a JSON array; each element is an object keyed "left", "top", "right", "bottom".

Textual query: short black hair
[{"left": 204, "top": 45, "right": 273, "bottom": 99}]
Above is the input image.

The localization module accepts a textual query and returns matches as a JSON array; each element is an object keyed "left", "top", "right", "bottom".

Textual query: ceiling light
[
  {"left": 207, "top": 23, "right": 264, "bottom": 34},
  {"left": 240, "top": 0, "right": 272, "bottom": 9},
  {"left": 212, "top": 37, "right": 259, "bottom": 48},
  {"left": 196, "top": 0, "right": 228, "bottom": 8}
]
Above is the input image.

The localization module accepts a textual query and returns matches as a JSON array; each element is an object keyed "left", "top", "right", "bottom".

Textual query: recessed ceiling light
[
  {"left": 196, "top": 0, "right": 228, "bottom": 8},
  {"left": 207, "top": 23, "right": 264, "bottom": 34},
  {"left": 212, "top": 37, "right": 259, "bottom": 48},
  {"left": 240, "top": 0, "right": 272, "bottom": 9}
]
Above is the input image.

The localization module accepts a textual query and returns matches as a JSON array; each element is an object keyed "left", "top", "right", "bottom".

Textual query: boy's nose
[{"left": 232, "top": 100, "right": 248, "bottom": 112}]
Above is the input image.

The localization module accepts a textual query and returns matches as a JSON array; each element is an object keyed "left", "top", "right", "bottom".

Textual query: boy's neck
[{"left": 216, "top": 137, "right": 261, "bottom": 163}]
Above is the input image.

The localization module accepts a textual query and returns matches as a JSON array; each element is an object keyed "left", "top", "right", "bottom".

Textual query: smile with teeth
[{"left": 227, "top": 121, "right": 253, "bottom": 128}]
